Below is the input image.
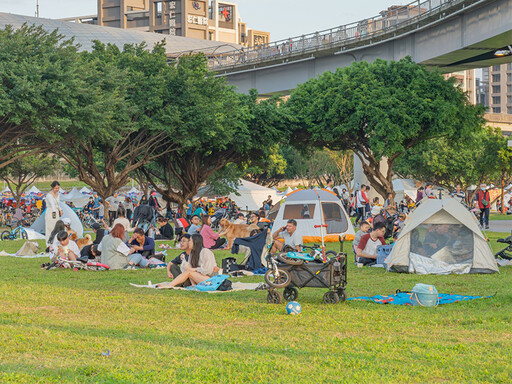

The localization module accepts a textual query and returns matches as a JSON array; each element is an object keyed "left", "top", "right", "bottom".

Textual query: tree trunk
[{"left": 354, "top": 151, "right": 395, "bottom": 198}]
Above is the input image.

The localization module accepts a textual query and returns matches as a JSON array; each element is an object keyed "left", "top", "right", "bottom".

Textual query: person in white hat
[{"left": 62, "top": 217, "right": 77, "bottom": 237}]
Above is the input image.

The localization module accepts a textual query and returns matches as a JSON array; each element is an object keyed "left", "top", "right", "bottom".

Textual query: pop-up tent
[
  {"left": 229, "top": 180, "right": 277, "bottom": 212},
  {"left": 79, "top": 186, "right": 92, "bottom": 194},
  {"left": 272, "top": 188, "right": 355, "bottom": 243},
  {"left": 27, "top": 185, "right": 41, "bottom": 195},
  {"left": 30, "top": 203, "right": 84, "bottom": 238},
  {"left": 61, "top": 187, "right": 91, "bottom": 208},
  {"left": 386, "top": 198, "right": 498, "bottom": 274}
]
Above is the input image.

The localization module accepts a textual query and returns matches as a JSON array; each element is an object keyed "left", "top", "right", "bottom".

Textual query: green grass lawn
[
  {"left": 490, "top": 213, "right": 512, "bottom": 221},
  {"left": 0, "top": 235, "right": 511, "bottom": 383}
]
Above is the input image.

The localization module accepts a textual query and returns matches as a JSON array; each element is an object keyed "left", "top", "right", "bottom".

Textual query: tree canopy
[{"left": 286, "top": 57, "right": 485, "bottom": 197}]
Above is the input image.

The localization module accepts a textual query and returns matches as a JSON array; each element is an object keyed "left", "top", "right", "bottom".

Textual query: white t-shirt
[
  {"left": 280, "top": 230, "right": 300, "bottom": 249},
  {"left": 112, "top": 217, "right": 132, "bottom": 232},
  {"left": 106, "top": 196, "right": 120, "bottom": 211},
  {"left": 52, "top": 240, "right": 80, "bottom": 259},
  {"left": 356, "top": 191, "right": 367, "bottom": 208}
]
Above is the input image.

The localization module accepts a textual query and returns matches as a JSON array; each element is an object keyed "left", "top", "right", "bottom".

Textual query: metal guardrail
[{"left": 207, "top": 0, "right": 475, "bottom": 71}]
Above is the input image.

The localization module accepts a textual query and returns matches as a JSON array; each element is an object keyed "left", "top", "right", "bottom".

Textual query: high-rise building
[
  {"left": 483, "top": 63, "right": 512, "bottom": 115},
  {"left": 61, "top": 0, "right": 270, "bottom": 47},
  {"left": 443, "top": 70, "right": 477, "bottom": 105}
]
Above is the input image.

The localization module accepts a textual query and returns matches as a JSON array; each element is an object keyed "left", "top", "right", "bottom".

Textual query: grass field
[
  {"left": 490, "top": 213, "right": 512, "bottom": 221},
  {"left": 0, "top": 234, "right": 511, "bottom": 383}
]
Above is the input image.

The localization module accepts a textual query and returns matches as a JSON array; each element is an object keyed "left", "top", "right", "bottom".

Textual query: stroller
[
  {"left": 265, "top": 245, "right": 348, "bottom": 304},
  {"left": 211, "top": 208, "right": 228, "bottom": 230}
]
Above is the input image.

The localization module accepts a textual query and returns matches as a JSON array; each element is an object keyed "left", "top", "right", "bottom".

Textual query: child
[{"left": 353, "top": 221, "right": 371, "bottom": 261}]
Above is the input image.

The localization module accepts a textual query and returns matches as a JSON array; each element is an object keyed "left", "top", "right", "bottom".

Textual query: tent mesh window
[
  {"left": 322, "top": 203, "right": 348, "bottom": 234},
  {"left": 410, "top": 224, "right": 474, "bottom": 264},
  {"left": 283, "top": 204, "right": 316, "bottom": 220}
]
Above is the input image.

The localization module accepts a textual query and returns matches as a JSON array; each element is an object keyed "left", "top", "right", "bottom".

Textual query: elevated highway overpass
[{"left": 207, "top": 0, "right": 512, "bottom": 95}]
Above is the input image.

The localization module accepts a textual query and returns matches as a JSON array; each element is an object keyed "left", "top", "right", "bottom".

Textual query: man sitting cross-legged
[{"left": 355, "top": 222, "right": 386, "bottom": 266}]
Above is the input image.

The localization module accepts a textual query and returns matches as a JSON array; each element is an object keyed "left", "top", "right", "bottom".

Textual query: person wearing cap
[
  {"left": 474, "top": 183, "right": 491, "bottom": 229},
  {"left": 62, "top": 218, "right": 77, "bottom": 237},
  {"left": 91, "top": 222, "right": 107, "bottom": 245}
]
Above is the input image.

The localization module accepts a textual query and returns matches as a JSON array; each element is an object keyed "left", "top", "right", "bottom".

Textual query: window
[
  {"left": 508, "top": 73, "right": 512, "bottom": 82},
  {"left": 283, "top": 204, "right": 316, "bottom": 220},
  {"left": 492, "top": 74, "right": 501, "bottom": 82},
  {"left": 492, "top": 85, "right": 501, "bottom": 93},
  {"left": 508, "top": 85, "right": 512, "bottom": 93},
  {"left": 493, "top": 107, "right": 501, "bottom": 113},
  {"left": 493, "top": 96, "right": 501, "bottom": 104},
  {"left": 322, "top": 203, "right": 348, "bottom": 234},
  {"left": 508, "top": 107, "right": 512, "bottom": 114},
  {"left": 508, "top": 96, "right": 512, "bottom": 104},
  {"left": 508, "top": 63, "right": 512, "bottom": 71},
  {"left": 492, "top": 65, "right": 501, "bottom": 71}
]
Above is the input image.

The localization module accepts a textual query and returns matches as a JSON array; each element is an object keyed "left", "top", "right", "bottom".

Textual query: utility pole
[{"left": 36, "top": 0, "right": 40, "bottom": 18}]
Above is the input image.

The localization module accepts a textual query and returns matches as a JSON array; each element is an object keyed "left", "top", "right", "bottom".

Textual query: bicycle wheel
[
  {"left": 18, "top": 229, "right": 28, "bottom": 240},
  {"left": 264, "top": 268, "right": 291, "bottom": 288},
  {"left": 1, "top": 231, "right": 10, "bottom": 241},
  {"left": 277, "top": 253, "right": 304, "bottom": 266},
  {"left": 325, "top": 250, "right": 337, "bottom": 261}
]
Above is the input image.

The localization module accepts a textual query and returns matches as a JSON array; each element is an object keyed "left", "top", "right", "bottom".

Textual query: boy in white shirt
[{"left": 52, "top": 231, "right": 80, "bottom": 262}]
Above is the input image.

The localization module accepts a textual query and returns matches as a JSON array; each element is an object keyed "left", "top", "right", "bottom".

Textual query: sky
[{"left": 1, "top": 0, "right": 408, "bottom": 41}]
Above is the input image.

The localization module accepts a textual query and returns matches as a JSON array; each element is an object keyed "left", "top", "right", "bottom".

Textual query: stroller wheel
[
  {"left": 323, "top": 291, "right": 340, "bottom": 304},
  {"left": 337, "top": 289, "right": 347, "bottom": 302},
  {"left": 267, "top": 290, "right": 283, "bottom": 304},
  {"left": 283, "top": 287, "right": 298, "bottom": 301},
  {"left": 265, "top": 269, "right": 291, "bottom": 288},
  {"left": 277, "top": 253, "right": 304, "bottom": 266}
]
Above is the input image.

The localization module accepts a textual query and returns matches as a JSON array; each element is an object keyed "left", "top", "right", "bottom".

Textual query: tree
[
  {"left": 140, "top": 57, "right": 287, "bottom": 207},
  {"left": 286, "top": 57, "right": 484, "bottom": 197},
  {"left": 0, "top": 154, "right": 59, "bottom": 204},
  {"left": 56, "top": 42, "right": 177, "bottom": 199},
  {"left": 0, "top": 25, "right": 105, "bottom": 169}
]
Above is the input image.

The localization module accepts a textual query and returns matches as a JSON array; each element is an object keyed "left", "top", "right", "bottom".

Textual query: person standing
[
  {"left": 105, "top": 192, "right": 120, "bottom": 226},
  {"left": 355, "top": 185, "right": 369, "bottom": 225},
  {"left": 45, "top": 181, "right": 63, "bottom": 245},
  {"left": 475, "top": 184, "right": 491, "bottom": 229}
]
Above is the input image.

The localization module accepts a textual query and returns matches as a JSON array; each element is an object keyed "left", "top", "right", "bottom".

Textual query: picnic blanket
[
  {"left": 130, "top": 281, "right": 266, "bottom": 292},
  {"left": 347, "top": 292, "right": 493, "bottom": 305}
]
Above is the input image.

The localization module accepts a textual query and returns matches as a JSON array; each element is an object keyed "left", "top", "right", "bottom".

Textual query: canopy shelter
[
  {"left": 79, "top": 186, "right": 92, "bottom": 194},
  {"left": 272, "top": 188, "right": 355, "bottom": 243},
  {"left": 386, "top": 198, "right": 498, "bottom": 274},
  {"left": 27, "top": 186, "right": 41, "bottom": 195},
  {"left": 127, "top": 187, "right": 142, "bottom": 195},
  {"left": 30, "top": 203, "right": 84, "bottom": 238},
  {"left": 60, "top": 187, "right": 91, "bottom": 208},
  {"left": 392, "top": 179, "right": 420, "bottom": 203},
  {"left": 228, "top": 180, "right": 277, "bottom": 212}
]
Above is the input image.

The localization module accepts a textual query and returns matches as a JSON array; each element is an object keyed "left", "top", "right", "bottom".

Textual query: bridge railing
[{"left": 206, "top": 0, "right": 469, "bottom": 71}]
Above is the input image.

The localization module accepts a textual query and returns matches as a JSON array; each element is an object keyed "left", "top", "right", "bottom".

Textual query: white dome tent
[
  {"left": 229, "top": 180, "right": 277, "bottom": 212},
  {"left": 30, "top": 203, "right": 84, "bottom": 238},
  {"left": 272, "top": 188, "right": 355, "bottom": 243},
  {"left": 79, "top": 186, "right": 92, "bottom": 194},
  {"left": 60, "top": 187, "right": 91, "bottom": 208},
  {"left": 386, "top": 198, "right": 498, "bottom": 274},
  {"left": 27, "top": 185, "right": 41, "bottom": 195}
]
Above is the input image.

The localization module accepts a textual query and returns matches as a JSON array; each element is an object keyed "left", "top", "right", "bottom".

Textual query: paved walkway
[{"left": 487, "top": 220, "right": 512, "bottom": 233}]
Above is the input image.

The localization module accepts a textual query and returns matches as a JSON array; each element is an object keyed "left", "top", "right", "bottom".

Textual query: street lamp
[{"left": 494, "top": 46, "right": 512, "bottom": 57}]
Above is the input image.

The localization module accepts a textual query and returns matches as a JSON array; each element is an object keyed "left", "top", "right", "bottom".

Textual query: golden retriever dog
[
  {"left": 70, "top": 234, "right": 93, "bottom": 250},
  {"left": 218, "top": 218, "right": 251, "bottom": 248}
]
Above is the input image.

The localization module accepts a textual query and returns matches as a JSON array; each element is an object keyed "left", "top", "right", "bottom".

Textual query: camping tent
[
  {"left": 79, "top": 186, "right": 92, "bottom": 194},
  {"left": 392, "top": 179, "right": 419, "bottom": 203},
  {"left": 60, "top": 187, "right": 91, "bottom": 208},
  {"left": 229, "top": 180, "right": 277, "bottom": 212},
  {"left": 272, "top": 188, "right": 355, "bottom": 243},
  {"left": 283, "top": 187, "right": 293, "bottom": 195},
  {"left": 386, "top": 198, "right": 498, "bottom": 274},
  {"left": 127, "top": 187, "right": 141, "bottom": 195},
  {"left": 30, "top": 203, "right": 84, "bottom": 238},
  {"left": 27, "top": 186, "right": 41, "bottom": 195}
]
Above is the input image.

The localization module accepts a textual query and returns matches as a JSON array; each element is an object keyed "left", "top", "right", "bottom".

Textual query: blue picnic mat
[{"left": 347, "top": 293, "right": 492, "bottom": 305}]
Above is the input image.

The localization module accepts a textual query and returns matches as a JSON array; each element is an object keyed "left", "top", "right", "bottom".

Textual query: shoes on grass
[{"left": 123, "top": 264, "right": 137, "bottom": 270}]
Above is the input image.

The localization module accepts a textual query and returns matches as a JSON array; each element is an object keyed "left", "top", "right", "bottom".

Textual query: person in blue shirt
[
  {"left": 124, "top": 228, "right": 155, "bottom": 269},
  {"left": 186, "top": 200, "right": 193, "bottom": 219},
  {"left": 187, "top": 215, "right": 201, "bottom": 235}
]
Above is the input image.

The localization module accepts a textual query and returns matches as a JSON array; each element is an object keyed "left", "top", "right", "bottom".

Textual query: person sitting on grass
[
  {"left": 157, "top": 234, "right": 219, "bottom": 288},
  {"left": 62, "top": 218, "right": 77, "bottom": 238},
  {"left": 98, "top": 223, "right": 139, "bottom": 270},
  {"left": 271, "top": 219, "right": 301, "bottom": 252},
  {"left": 353, "top": 221, "right": 371, "bottom": 251},
  {"left": 166, "top": 234, "right": 192, "bottom": 287},
  {"left": 200, "top": 215, "right": 226, "bottom": 249},
  {"left": 155, "top": 216, "right": 174, "bottom": 240},
  {"left": 126, "top": 227, "right": 155, "bottom": 265},
  {"left": 355, "top": 222, "right": 386, "bottom": 266},
  {"left": 47, "top": 220, "right": 66, "bottom": 253},
  {"left": 80, "top": 244, "right": 101, "bottom": 261},
  {"left": 187, "top": 215, "right": 201, "bottom": 235},
  {"left": 52, "top": 231, "right": 80, "bottom": 262}
]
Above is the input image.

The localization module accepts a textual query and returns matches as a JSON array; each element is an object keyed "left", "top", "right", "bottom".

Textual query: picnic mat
[
  {"left": 130, "top": 281, "right": 266, "bottom": 292},
  {"left": 347, "top": 292, "right": 493, "bottom": 305}
]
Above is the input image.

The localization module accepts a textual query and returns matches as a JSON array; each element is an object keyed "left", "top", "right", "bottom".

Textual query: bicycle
[
  {"left": 276, "top": 244, "right": 338, "bottom": 266},
  {"left": 43, "top": 257, "right": 110, "bottom": 271},
  {"left": 1, "top": 223, "right": 28, "bottom": 240}
]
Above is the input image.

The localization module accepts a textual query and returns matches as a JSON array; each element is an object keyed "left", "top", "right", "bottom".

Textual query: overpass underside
[{"left": 215, "top": 0, "right": 512, "bottom": 96}]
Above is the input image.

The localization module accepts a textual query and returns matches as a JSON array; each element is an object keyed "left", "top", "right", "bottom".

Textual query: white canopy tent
[
  {"left": 392, "top": 179, "right": 419, "bottom": 203},
  {"left": 30, "top": 203, "right": 84, "bottom": 238},
  {"left": 27, "top": 186, "right": 41, "bottom": 195},
  {"left": 60, "top": 187, "right": 91, "bottom": 208},
  {"left": 79, "top": 186, "right": 92, "bottom": 194},
  {"left": 229, "top": 180, "right": 278, "bottom": 212},
  {"left": 386, "top": 198, "right": 498, "bottom": 274},
  {"left": 272, "top": 188, "right": 355, "bottom": 243}
]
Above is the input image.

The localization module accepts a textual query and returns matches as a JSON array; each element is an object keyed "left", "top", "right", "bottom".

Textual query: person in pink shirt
[{"left": 200, "top": 215, "right": 226, "bottom": 249}]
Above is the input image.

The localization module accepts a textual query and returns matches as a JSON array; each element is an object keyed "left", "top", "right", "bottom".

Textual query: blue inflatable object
[{"left": 286, "top": 301, "right": 302, "bottom": 315}]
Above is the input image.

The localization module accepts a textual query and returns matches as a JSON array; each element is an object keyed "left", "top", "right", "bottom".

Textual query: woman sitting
[
  {"left": 157, "top": 234, "right": 218, "bottom": 288},
  {"left": 47, "top": 220, "right": 66, "bottom": 253},
  {"left": 200, "top": 215, "right": 226, "bottom": 250},
  {"left": 155, "top": 216, "right": 174, "bottom": 240},
  {"left": 110, "top": 207, "right": 134, "bottom": 241},
  {"left": 98, "top": 223, "right": 143, "bottom": 270}
]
